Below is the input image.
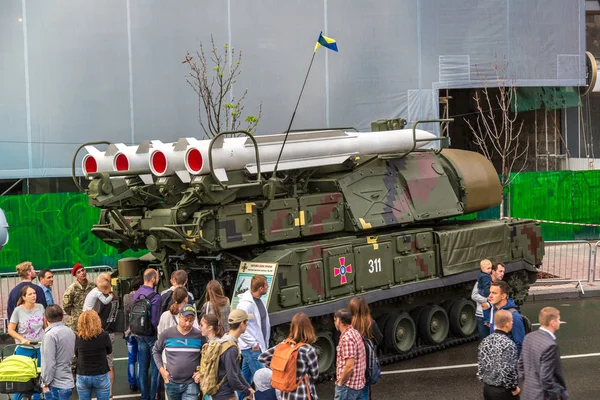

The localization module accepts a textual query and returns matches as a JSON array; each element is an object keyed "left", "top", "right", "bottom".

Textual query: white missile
[
  {"left": 180, "top": 128, "right": 437, "bottom": 182},
  {"left": 111, "top": 141, "right": 154, "bottom": 184},
  {"left": 84, "top": 128, "right": 437, "bottom": 182},
  {"left": 81, "top": 145, "right": 115, "bottom": 176}
]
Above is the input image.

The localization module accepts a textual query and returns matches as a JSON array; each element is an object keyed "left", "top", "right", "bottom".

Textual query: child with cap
[{"left": 253, "top": 368, "right": 279, "bottom": 400}]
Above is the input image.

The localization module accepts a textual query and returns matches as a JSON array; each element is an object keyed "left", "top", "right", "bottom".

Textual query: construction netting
[
  {"left": 459, "top": 170, "right": 600, "bottom": 241},
  {"left": 0, "top": 0, "right": 586, "bottom": 179}
]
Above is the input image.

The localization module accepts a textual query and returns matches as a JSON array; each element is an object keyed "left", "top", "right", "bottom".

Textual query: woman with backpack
[
  {"left": 199, "top": 314, "right": 224, "bottom": 343},
  {"left": 199, "top": 280, "right": 231, "bottom": 332},
  {"left": 194, "top": 314, "right": 225, "bottom": 400},
  {"left": 157, "top": 287, "right": 199, "bottom": 335},
  {"left": 348, "top": 296, "right": 382, "bottom": 400},
  {"left": 258, "top": 312, "right": 319, "bottom": 400}
]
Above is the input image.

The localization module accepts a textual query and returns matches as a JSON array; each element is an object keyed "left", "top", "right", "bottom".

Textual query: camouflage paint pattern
[{"left": 81, "top": 122, "right": 542, "bottom": 321}]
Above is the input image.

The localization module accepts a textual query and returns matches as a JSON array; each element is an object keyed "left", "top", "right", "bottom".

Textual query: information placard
[{"left": 230, "top": 261, "right": 278, "bottom": 309}]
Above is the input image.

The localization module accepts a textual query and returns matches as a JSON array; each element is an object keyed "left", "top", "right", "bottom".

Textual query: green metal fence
[
  {"left": 0, "top": 192, "right": 145, "bottom": 272},
  {"left": 461, "top": 170, "right": 600, "bottom": 241}
]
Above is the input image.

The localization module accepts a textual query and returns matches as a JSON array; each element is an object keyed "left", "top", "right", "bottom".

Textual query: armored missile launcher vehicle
[{"left": 74, "top": 119, "right": 543, "bottom": 375}]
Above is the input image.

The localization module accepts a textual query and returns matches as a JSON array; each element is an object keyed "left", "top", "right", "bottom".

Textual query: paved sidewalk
[{"left": 528, "top": 282, "right": 600, "bottom": 302}]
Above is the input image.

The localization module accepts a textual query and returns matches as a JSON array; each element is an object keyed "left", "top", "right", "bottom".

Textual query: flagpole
[{"left": 272, "top": 50, "right": 318, "bottom": 177}]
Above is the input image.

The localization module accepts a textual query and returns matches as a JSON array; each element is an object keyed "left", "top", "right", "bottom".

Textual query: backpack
[
  {"left": 363, "top": 336, "right": 381, "bottom": 385},
  {"left": 199, "top": 339, "right": 238, "bottom": 395},
  {"left": 507, "top": 308, "right": 532, "bottom": 334},
  {"left": 160, "top": 289, "right": 194, "bottom": 314},
  {"left": 270, "top": 339, "right": 308, "bottom": 393},
  {"left": 129, "top": 292, "right": 158, "bottom": 336}
]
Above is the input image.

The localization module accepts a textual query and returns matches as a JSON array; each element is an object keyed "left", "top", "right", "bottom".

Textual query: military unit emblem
[{"left": 334, "top": 257, "right": 352, "bottom": 284}]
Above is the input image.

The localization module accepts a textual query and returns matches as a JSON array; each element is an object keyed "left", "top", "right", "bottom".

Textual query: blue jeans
[
  {"left": 137, "top": 336, "right": 159, "bottom": 400},
  {"left": 359, "top": 385, "right": 369, "bottom": 400},
  {"left": 477, "top": 317, "right": 490, "bottom": 339},
  {"left": 13, "top": 346, "right": 40, "bottom": 400},
  {"left": 44, "top": 387, "right": 73, "bottom": 400},
  {"left": 125, "top": 336, "right": 139, "bottom": 387},
  {"left": 76, "top": 373, "right": 110, "bottom": 400},
  {"left": 334, "top": 385, "right": 363, "bottom": 400},
  {"left": 165, "top": 382, "right": 199, "bottom": 400},
  {"left": 239, "top": 349, "right": 264, "bottom": 400}
]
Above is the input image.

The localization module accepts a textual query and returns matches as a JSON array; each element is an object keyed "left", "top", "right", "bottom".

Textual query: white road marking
[
  {"left": 381, "top": 363, "right": 478, "bottom": 374},
  {"left": 531, "top": 321, "right": 567, "bottom": 327},
  {"left": 381, "top": 351, "right": 600, "bottom": 375}
]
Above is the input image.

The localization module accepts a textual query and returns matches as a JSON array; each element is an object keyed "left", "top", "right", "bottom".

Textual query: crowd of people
[
  {"left": 473, "top": 260, "right": 568, "bottom": 400},
  {"left": 3, "top": 259, "right": 569, "bottom": 400},
  {"left": 118, "top": 270, "right": 376, "bottom": 400}
]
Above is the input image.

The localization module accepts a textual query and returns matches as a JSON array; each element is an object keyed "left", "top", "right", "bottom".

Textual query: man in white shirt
[{"left": 236, "top": 274, "right": 270, "bottom": 392}]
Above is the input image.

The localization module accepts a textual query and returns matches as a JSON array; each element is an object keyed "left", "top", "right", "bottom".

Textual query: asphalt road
[
  {"left": 4, "top": 297, "right": 599, "bottom": 400},
  {"left": 315, "top": 297, "right": 600, "bottom": 400}
]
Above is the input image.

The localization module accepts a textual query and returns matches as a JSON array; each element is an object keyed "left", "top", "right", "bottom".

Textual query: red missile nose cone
[
  {"left": 83, "top": 155, "right": 98, "bottom": 174},
  {"left": 151, "top": 151, "right": 167, "bottom": 175},
  {"left": 186, "top": 148, "right": 203, "bottom": 173},
  {"left": 115, "top": 153, "right": 129, "bottom": 171}
]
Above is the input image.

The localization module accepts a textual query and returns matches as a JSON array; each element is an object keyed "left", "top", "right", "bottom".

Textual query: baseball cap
[
  {"left": 71, "top": 263, "right": 84, "bottom": 276},
  {"left": 179, "top": 303, "right": 197, "bottom": 317},
  {"left": 228, "top": 309, "right": 254, "bottom": 324}
]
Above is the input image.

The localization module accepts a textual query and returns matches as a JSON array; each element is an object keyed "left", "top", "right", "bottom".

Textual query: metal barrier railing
[
  {"left": 591, "top": 240, "right": 600, "bottom": 282},
  {"left": 0, "top": 266, "right": 114, "bottom": 332},
  {"left": 535, "top": 240, "right": 592, "bottom": 284}
]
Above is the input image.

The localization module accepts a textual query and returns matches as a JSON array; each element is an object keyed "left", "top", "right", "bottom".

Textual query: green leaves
[{"left": 185, "top": 34, "right": 262, "bottom": 138}]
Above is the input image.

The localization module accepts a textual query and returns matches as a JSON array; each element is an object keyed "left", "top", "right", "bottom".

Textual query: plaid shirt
[
  {"left": 259, "top": 343, "right": 320, "bottom": 400},
  {"left": 336, "top": 326, "right": 366, "bottom": 390}
]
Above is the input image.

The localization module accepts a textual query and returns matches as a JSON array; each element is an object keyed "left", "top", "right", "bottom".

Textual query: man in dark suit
[{"left": 518, "top": 307, "right": 568, "bottom": 400}]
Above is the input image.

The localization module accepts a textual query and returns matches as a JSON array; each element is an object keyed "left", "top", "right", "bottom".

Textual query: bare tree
[
  {"left": 465, "top": 56, "right": 529, "bottom": 218},
  {"left": 183, "top": 35, "right": 262, "bottom": 138}
]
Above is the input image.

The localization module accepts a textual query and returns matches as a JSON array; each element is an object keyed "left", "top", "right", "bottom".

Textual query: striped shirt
[{"left": 152, "top": 326, "right": 203, "bottom": 384}]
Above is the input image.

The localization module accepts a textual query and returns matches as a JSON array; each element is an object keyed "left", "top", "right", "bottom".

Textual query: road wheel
[
  {"left": 314, "top": 331, "right": 335, "bottom": 373},
  {"left": 418, "top": 305, "right": 449, "bottom": 345},
  {"left": 384, "top": 312, "right": 417, "bottom": 353},
  {"left": 376, "top": 313, "right": 393, "bottom": 345},
  {"left": 449, "top": 299, "right": 477, "bottom": 337}
]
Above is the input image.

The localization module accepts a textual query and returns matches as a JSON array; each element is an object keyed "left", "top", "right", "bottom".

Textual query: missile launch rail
[{"left": 74, "top": 119, "right": 544, "bottom": 377}]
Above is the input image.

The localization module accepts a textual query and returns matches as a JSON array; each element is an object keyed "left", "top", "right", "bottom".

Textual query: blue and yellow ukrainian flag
[{"left": 314, "top": 32, "right": 338, "bottom": 53}]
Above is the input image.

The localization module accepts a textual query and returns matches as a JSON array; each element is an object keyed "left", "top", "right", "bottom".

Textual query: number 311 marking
[{"left": 368, "top": 258, "right": 381, "bottom": 273}]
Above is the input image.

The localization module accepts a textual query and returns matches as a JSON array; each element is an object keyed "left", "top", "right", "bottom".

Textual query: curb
[{"left": 527, "top": 284, "right": 600, "bottom": 302}]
